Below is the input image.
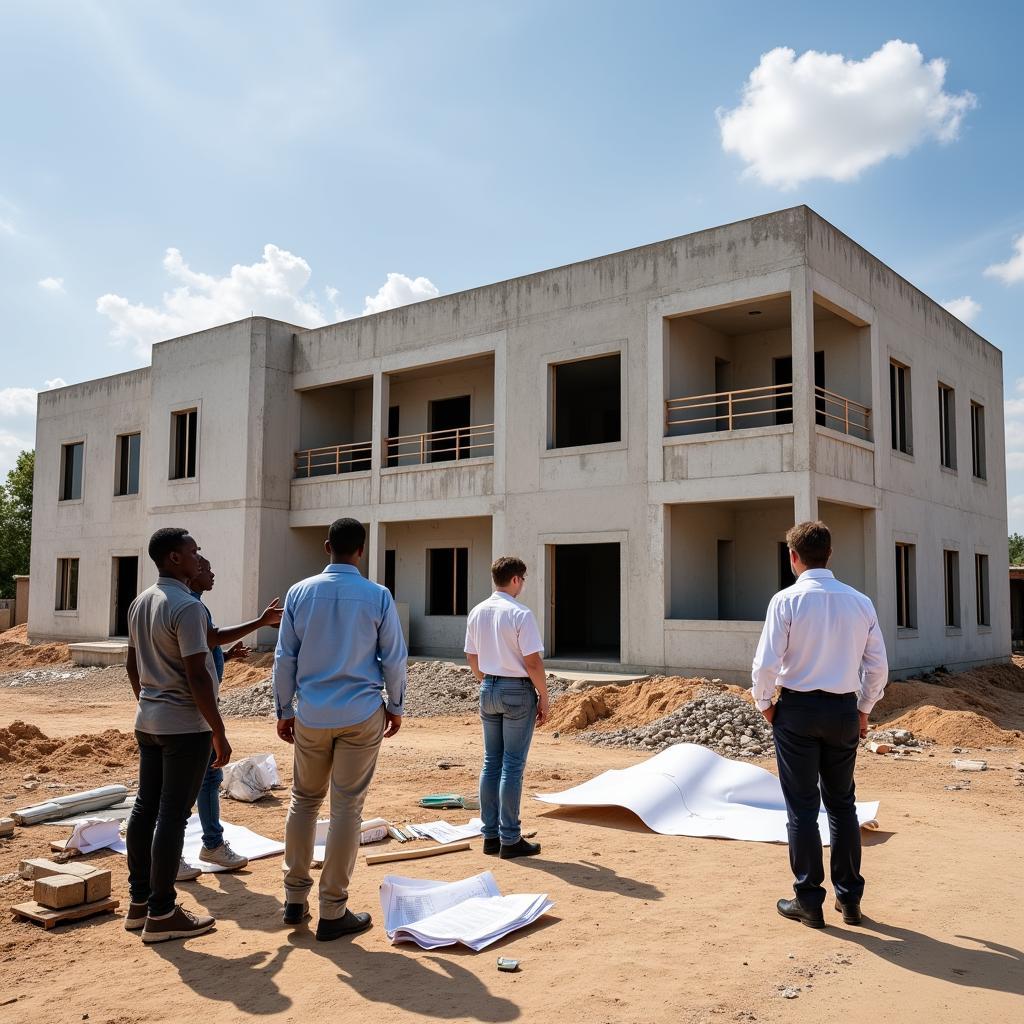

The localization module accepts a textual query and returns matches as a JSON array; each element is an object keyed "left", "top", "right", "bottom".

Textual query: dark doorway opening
[
  {"left": 113, "top": 556, "right": 139, "bottom": 637},
  {"left": 778, "top": 541, "right": 794, "bottom": 590},
  {"left": 552, "top": 543, "right": 620, "bottom": 659},
  {"left": 772, "top": 352, "right": 825, "bottom": 426},
  {"left": 428, "top": 395, "right": 471, "bottom": 462}
]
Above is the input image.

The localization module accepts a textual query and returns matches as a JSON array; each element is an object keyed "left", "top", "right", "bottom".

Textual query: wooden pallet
[{"left": 11, "top": 897, "right": 119, "bottom": 930}]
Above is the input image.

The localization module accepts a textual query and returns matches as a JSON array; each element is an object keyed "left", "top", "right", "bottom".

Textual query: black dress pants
[{"left": 772, "top": 689, "right": 864, "bottom": 909}]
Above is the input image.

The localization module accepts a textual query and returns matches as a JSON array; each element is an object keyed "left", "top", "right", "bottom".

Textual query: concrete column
[
  {"left": 790, "top": 266, "right": 815, "bottom": 475},
  {"left": 492, "top": 334, "right": 507, "bottom": 496},
  {"left": 367, "top": 519, "right": 386, "bottom": 584},
  {"left": 370, "top": 371, "right": 389, "bottom": 506}
]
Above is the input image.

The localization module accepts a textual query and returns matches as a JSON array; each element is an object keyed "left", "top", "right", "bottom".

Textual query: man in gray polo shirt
[{"left": 124, "top": 527, "right": 232, "bottom": 943}]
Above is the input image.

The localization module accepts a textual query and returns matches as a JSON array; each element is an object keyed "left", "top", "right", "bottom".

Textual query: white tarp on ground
[
  {"left": 534, "top": 743, "right": 879, "bottom": 844},
  {"left": 111, "top": 813, "right": 284, "bottom": 872}
]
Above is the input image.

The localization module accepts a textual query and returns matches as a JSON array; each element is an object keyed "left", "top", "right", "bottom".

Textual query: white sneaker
[
  {"left": 176, "top": 858, "right": 202, "bottom": 881},
  {"left": 199, "top": 841, "right": 248, "bottom": 870}
]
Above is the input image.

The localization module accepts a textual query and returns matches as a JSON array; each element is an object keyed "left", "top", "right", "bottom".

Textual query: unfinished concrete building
[{"left": 28, "top": 206, "right": 1009, "bottom": 678}]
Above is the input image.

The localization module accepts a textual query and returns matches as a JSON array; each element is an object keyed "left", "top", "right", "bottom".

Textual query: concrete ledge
[{"left": 68, "top": 642, "right": 128, "bottom": 667}]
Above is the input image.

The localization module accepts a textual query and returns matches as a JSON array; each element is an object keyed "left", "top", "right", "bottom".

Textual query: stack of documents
[
  {"left": 406, "top": 818, "right": 484, "bottom": 844},
  {"left": 380, "top": 870, "right": 553, "bottom": 951}
]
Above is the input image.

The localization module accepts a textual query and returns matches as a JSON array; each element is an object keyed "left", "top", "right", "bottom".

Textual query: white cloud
[
  {"left": 941, "top": 296, "right": 981, "bottom": 324},
  {"left": 0, "top": 378, "right": 68, "bottom": 419},
  {"left": 97, "top": 245, "right": 440, "bottom": 359},
  {"left": 0, "top": 218, "right": 14, "bottom": 236},
  {"left": 0, "top": 431, "right": 33, "bottom": 478},
  {"left": 38, "top": 276, "right": 65, "bottom": 293},
  {"left": 0, "top": 388, "right": 38, "bottom": 418},
  {"left": 985, "top": 236, "right": 1024, "bottom": 285},
  {"left": 717, "top": 40, "right": 976, "bottom": 188},
  {"left": 363, "top": 273, "right": 440, "bottom": 316}
]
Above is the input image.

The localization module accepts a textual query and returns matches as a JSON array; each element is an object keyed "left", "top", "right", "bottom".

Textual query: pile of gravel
[
  {"left": 585, "top": 691, "right": 775, "bottom": 757},
  {"left": 220, "top": 661, "right": 573, "bottom": 719}
]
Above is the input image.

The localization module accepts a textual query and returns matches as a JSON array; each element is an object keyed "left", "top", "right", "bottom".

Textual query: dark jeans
[
  {"left": 772, "top": 690, "right": 864, "bottom": 909},
  {"left": 126, "top": 730, "right": 213, "bottom": 916},
  {"left": 479, "top": 676, "right": 538, "bottom": 845}
]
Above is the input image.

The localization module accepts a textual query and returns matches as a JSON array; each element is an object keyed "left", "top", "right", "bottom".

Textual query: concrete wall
[
  {"left": 298, "top": 380, "right": 373, "bottom": 451},
  {"left": 383, "top": 516, "right": 492, "bottom": 655},
  {"left": 28, "top": 206, "right": 1009, "bottom": 679}
]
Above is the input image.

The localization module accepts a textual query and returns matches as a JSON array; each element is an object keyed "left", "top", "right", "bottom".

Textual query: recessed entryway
[
  {"left": 549, "top": 542, "right": 620, "bottom": 660},
  {"left": 111, "top": 556, "right": 139, "bottom": 637}
]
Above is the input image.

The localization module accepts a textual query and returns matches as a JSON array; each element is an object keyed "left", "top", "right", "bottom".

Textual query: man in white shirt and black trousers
[
  {"left": 465, "top": 556, "right": 550, "bottom": 859},
  {"left": 752, "top": 521, "right": 888, "bottom": 929}
]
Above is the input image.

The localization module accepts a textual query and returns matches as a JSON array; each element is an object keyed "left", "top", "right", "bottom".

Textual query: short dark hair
[
  {"left": 328, "top": 518, "right": 366, "bottom": 557},
  {"left": 148, "top": 527, "right": 191, "bottom": 567},
  {"left": 786, "top": 521, "right": 831, "bottom": 568},
  {"left": 491, "top": 555, "right": 527, "bottom": 587}
]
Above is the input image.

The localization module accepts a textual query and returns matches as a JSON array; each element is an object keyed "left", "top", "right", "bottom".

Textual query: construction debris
[
  {"left": 952, "top": 758, "right": 988, "bottom": 772},
  {"left": 12, "top": 785, "right": 129, "bottom": 825},
  {"left": 585, "top": 693, "right": 774, "bottom": 757}
]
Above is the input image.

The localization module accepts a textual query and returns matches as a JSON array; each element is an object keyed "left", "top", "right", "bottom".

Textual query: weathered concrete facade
[{"left": 29, "top": 207, "right": 1009, "bottom": 678}]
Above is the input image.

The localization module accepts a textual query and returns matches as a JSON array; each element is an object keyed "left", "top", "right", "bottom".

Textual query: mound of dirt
[
  {"left": 0, "top": 623, "right": 29, "bottom": 643},
  {"left": 221, "top": 652, "right": 274, "bottom": 690},
  {"left": 0, "top": 720, "right": 137, "bottom": 769},
  {"left": 882, "top": 705, "right": 1022, "bottom": 747},
  {"left": 542, "top": 676, "right": 750, "bottom": 734},
  {"left": 0, "top": 637, "right": 72, "bottom": 671}
]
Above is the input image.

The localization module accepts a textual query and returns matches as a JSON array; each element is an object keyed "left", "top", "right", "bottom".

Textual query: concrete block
[
  {"left": 81, "top": 868, "right": 112, "bottom": 902},
  {"left": 0, "top": 817, "right": 14, "bottom": 837},
  {"left": 34, "top": 874, "right": 86, "bottom": 909},
  {"left": 18, "top": 857, "right": 68, "bottom": 880}
]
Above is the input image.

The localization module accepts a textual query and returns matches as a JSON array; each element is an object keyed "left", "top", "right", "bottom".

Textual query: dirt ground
[{"left": 1, "top": 668, "right": 1022, "bottom": 1024}]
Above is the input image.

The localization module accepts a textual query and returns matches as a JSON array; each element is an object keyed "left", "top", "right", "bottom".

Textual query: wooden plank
[
  {"left": 11, "top": 897, "right": 119, "bottom": 930},
  {"left": 364, "top": 840, "right": 471, "bottom": 866}
]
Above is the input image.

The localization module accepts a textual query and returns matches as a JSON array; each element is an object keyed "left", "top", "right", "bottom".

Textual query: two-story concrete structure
[{"left": 28, "top": 206, "right": 1009, "bottom": 678}]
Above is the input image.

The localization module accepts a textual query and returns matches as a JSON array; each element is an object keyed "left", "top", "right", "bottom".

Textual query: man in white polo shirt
[
  {"left": 752, "top": 520, "right": 888, "bottom": 929},
  {"left": 465, "top": 556, "right": 549, "bottom": 860}
]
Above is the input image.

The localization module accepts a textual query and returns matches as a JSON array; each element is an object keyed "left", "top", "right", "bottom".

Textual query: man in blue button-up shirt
[{"left": 273, "top": 518, "right": 407, "bottom": 942}]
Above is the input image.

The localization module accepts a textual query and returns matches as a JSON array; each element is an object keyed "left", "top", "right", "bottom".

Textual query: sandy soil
[{"left": 1, "top": 677, "right": 1022, "bottom": 1024}]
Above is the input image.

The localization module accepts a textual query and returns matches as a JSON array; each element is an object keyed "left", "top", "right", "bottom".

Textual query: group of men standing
[{"left": 124, "top": 516, "right": 887, "bottom": 943}]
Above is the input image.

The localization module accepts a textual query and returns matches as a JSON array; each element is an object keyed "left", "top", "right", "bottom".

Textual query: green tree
[
  {"left": 1011, "top": 533, "right": 1024, "bottom": 567},
  {"left": 0, "top": 450, "right": 33, "bottom": 599}
]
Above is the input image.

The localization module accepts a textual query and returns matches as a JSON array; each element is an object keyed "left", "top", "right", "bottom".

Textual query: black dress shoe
[
  {"left": 483, "top": 838, "right": 501, "bottom": 855},
  {"left": 776, "top": 897, "right": 826, "bottom": 929},
  {"left": 283, "top": 901, "right": 310, "bottom": 926},
  {"left": 316, "top": 909, "right": 372, "bottom": 942},
  {"left": 499, "top": 838, "right": 540, "bottom": 859},
  {"left": 835, "top": 898, "right": 863, "bottom": 925}
]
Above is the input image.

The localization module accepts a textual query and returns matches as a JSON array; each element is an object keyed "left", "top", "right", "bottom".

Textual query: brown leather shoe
[
  {"left": 835, "top": 898, "right": 863, "bottom": 925},
  {"left": 142, "top": 905, "right": 215, "bottom": 943},
  {"left": 124, "top": 902, "right": 148, "bottom": 932}
]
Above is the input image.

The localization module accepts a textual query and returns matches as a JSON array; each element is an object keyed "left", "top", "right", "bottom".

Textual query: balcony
[
  {"left": 294, "top": 440, "right": 372, "bottom": 478},
  {"left": 385, "top": 423, "right": 495, "bottom": 467},
  {"left": 380, "top": 424, "right": 495, "bottom": 505}
]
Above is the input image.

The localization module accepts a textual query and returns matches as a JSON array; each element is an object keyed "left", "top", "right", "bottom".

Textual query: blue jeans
[
  {"left": 196, "top": 752, "right": 224, "bottom": 851},
  {"left": 479, "top": 676, "right": 538, "bottom": 845}
]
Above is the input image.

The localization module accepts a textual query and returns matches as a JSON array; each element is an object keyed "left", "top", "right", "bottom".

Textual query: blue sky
[{"left": 2, "top": 2, "right": 1023, "bottom": 524}]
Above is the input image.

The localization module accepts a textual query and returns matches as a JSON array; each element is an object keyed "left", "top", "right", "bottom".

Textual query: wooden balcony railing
[
  {"left": 386, "top": 423, "right": 495, "bottom": 467},
  {"left": 294, "top": 440, "right": 372, "bottom": 478},
  {"left": 665, "top": 384, "right": 871, "bottom": 440}
]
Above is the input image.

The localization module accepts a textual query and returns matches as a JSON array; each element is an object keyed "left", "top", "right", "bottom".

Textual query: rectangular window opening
[
  {"left": 938, "top": 383, "right": 956, "bottom": 470},
  {"left": 943, "top": 549, "right": 960, "bottom": 628},
  {"left": 551, "top": 353, "right": 621, "bottom": 449},
  {"left": 975, "top": 553, "right": 990, "bottom": 627},
  {"left": 890, "top": 361, "right": 912, "bottom": 455},
  {"left": 971, "top": 402, "right": 987, "bottom": 479},
  {"left": 59, "top": 442, "right": 84, "bottom": 501},
  {"left": 56, "top": 557, "right": 79, "bottom": 611},
  {"left": 171, "top": 409, "right": 198, "bottom": 480},
  {"left": 895, "top": 542, "right": 916, "bottom": 629},
  {"left": 115, "top": 433, "right": 141, "bottom": 496},
  {"left": 427, "top": 547, "right": 468, "bottom": 616}
]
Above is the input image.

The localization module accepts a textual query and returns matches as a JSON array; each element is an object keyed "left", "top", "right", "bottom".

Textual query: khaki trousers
[{"left": 282, "top": 707, "right": 385, "bottom": 920}]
